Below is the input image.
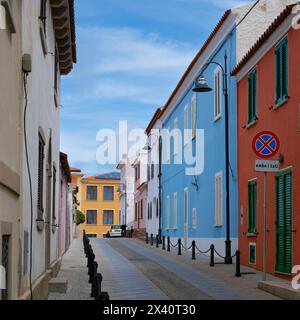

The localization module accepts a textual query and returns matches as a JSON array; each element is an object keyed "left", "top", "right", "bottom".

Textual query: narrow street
[{"left": 50, "top": 239, "right": 282, "bottom": 300}]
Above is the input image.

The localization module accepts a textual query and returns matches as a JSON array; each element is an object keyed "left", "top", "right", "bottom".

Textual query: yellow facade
[{"left": 77, "top": 174, "right": 121, "bottom": 238}]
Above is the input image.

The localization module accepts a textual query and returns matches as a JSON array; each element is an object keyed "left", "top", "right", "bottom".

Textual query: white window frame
[
  {"left": 165, "top": 127, "right": 171, "bottom": 164},
  {"left": 173, "top": 193, "right": 177, "bottom": 230},
  {"left": 214, "top": 172, "right": 223, "bottom": 227},
  {"left": 166, "top": 196, "right": 170, "bottom": 230},
  {"left": 214, "top": 67, "right": 222, "bottom": 121},
  {"left": 191, "top": 95, "right": 197, "bottom": 139},
  {"left": 192, "top": 208, "right": 197, "bottom": 229},
  {"left": 184, "top": 104, "right": 189, "bottom": 146}
]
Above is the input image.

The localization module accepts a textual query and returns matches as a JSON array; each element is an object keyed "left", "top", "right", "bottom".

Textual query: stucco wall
[{"left": 0, "top": 0, "right": 22, "bottom": 300}]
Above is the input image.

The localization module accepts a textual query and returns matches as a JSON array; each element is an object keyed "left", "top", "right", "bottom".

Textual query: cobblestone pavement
[{"left": 49, "top": 238, "right": 282, "bottom": 300}]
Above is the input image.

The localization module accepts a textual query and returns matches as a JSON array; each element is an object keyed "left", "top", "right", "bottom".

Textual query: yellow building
[{"left": 71, "top": 171, "right": 121, "bottom": 238}]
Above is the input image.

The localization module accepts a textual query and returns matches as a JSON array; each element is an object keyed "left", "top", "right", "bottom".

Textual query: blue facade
[{"left": 161, "top": 26, "right": 238, "bottom": 253}]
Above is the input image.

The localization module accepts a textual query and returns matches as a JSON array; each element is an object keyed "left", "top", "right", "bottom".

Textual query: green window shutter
[
  {"left": 275, "top": 37, "right": 288, "bottom": 104},
  {"left": 248, "top": 180, "right": 257, "bottom": 233},
  {"left": 276, "top": 170, "right": 292, "bottom": 274},
  {"left": 248, "top": 69, "right": 257, "bottom": 123}
]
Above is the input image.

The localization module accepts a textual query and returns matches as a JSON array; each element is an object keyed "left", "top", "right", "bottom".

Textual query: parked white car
[{"left": 109, "top": 225, "right": 123, "bottom": 237}]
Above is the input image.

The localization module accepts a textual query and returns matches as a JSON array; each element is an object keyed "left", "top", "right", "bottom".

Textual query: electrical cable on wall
[{"left": 23, "top": 72, "right": 34, "bottom": 300}]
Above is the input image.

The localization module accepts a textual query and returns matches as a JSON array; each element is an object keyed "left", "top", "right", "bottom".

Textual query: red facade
[{"left": 235, "top": 17, "right": 300, "bottom": 278}]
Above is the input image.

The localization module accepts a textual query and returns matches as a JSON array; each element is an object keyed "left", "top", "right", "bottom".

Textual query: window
[
  {"left": 214, "top": 67, "right": 222, "bottom": 120},
  {"left": 248, "top": 179, "right": 257, "bottom": 234},
  {"left": 156, "top": 198, "right": 159, "bottom": 218},
  {"left": 214, "top": 172, "right": 223, "bottom": 227},
  {"left": 37, "top": 133, "right": 45, "bottom": 218},
  {"left": 192, "top": 208, "right": 197, "bottom": 229},
  {"left": 147, "top": 203, "right": 150, "bottom": 220},
  {"left": 135, "top": 203, "right": 138, "bottom": 221},
  {"left": 103, "top": 186, "right": 114, "bottom": 201},
  {"left": 191, "top": 95, "right": 197, "bottom": 139},
  {"left": 52, "top": 166, "right": 56, "bottom": 225},
  {"left": 103, "top": 210, "right": 114, "bottom": 225},
  {"left": 173, "top": 193, "right": 177, "bottom": 229},
  {"left": 1, "top": 235, "right": 10, "bottom": 300},
  {"left": 184, "top": 105, "right": 189, "bottom": 146},
  {"left": 87, "top": 234, "right": 97, "bottom": 239},
  {"left": 275, "top": 36, "right": 288, "bottom": 105},
  {"left": 248, "top": 68, "right": 257, "bottom": 124},
  {"left": 39, "top": 0, "right": 47, "bottom": 34},
  {"left": 147, "top": 164, "right": 150, "bottom": 181},
  {"left": 86, "top": 210, "right": 97, "bottom": 225},
  {"left": 166, "top": 196, "right": 170, "bottom": 230},
  {"left": 140, "top": 200, "right": 143, "bottom": 220},
  {"left": 151, "top": 162, "right": 154, "bottom": 179},
  {"left": 86, "top": 186, "right": 97, "bottom": 200},
  {"left": 276, "top": 169, "right": 292, "bottom": 274},
  {"left": 249, "top": 243, "right": 256, "bottom": 264},
  {"left": 150, "top": 202, "right": 152, "bottom": 220}
]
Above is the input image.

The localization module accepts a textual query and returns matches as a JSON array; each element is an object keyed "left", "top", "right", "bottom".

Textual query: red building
[{"left": 232, "top": 5, "right": 300, "bottom": 278}]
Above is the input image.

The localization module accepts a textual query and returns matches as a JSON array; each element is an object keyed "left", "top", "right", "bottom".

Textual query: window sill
[
  {"left": 274, "top": 96, "right": 289, "bottom": 110},
  {"left": 214, "top": 114, "right": 222, "bottom": 123},
  {"left": 1, "top": 0, "right": 16, "bottom": 33},
  {"left": 246, "top": 120, "right": 257, "bottom": 129},
  {"left": 213, "top": 224, "right": 223, "bottom": 228},
  {"left": 247, "top": 232, "right": 258, "bottom": 237},
  {"left": 274, "top": 270, "right": 292, "bottom": 276}
]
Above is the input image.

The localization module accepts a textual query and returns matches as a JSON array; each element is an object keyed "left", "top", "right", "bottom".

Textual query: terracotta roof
[
  {"left": 60, "top": 152, "right": 71, "bottom": 182},
  {"left": 159, "top": 10, "right": 231, "bottom": 119},
  {"left": 231, "top": 4, "right": 296, "bottom": 76},
  {"left": 83, "top": 172, "right": 121, "bottom": 181},
  {"left": 145, "top": 107, "right": 163, "bottom": 135},
  {"left": 50, "top": 0, "right": 77, "bottom": 75},
  {"left": 70, "top": 167, "right": 82, "bottom": 172}
]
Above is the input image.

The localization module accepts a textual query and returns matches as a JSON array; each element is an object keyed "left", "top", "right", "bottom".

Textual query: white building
[
  {"left": 117, "top": 156, "right": 135, "bottom": 231},
  {"left": 145, "top": 108, "right": 163, "bottom": 238},
  {"left": 19, "top": 0, "right": 76, "bottom": 299}
]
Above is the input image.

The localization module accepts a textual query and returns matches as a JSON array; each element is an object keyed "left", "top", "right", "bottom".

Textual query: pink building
[
  {"left": 132, "top": 153, "right": 148, "bottom": 237},
  {"left": 59, "top": 152, "right": 71, "bottom": 257}
]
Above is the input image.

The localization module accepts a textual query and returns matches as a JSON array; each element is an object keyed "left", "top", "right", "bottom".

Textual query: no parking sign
[{"left": 252, "top": 131, "right": 280, "bottom": 159}]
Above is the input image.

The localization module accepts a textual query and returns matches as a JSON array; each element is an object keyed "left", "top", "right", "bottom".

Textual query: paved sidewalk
[{"left": 48, "top": 239, "right": 93, "bottom": 300}]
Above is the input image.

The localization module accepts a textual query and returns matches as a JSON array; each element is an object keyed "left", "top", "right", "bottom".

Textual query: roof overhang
[{"left": 50, "top": 0, "right": 76, "bottom": 75}]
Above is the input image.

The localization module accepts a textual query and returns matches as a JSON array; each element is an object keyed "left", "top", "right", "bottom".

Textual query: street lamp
[
  {"left": 193, "top": 52, "right": 232, "bottom": 264},
  {"left": 143, "top": 132, "right": 163, "bottom": 243}
]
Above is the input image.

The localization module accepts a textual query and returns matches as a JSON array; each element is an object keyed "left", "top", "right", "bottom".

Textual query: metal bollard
[
  {"left": 210, "top": 244, "right": 215, "bottom": 267},
  {"left": 192, "top": 241, "right": 196, "bottom": 260},
  {"left": 167, "top": 236, "right": 170, "bottom": 252},
  {"left": 162, "top": 236, "right": 166, "bottom": 250},
  {"left": 235, "top": 250, "right": 241, "bottom": 277},
  {"left": 156, "top": 235, "right": 159, "bottom": 248},
  {"left": 150, "top": 234, "right": 154, "bottom": 246},
  {"left": 88, "top": 253, "right": 95, "bottom": 283},
  {"left": 146, "top": 232, "right": 149, "bottom": 244},
  {"left": 95, "top": 273, "right": 110, "bottom": 301},
  {"left": 91, "top": 261, "right": 98, "bottom": 297},
  {"left": 178, "top": 239, "right": 182, "bottom": 255}
]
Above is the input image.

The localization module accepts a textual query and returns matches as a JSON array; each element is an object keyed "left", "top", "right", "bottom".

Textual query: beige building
[
  {"left": 0, "top": 0, "right": 22, "bottom": 301},
  {"left": 0, "top": 0, "right": 76, "bottom": 300}
]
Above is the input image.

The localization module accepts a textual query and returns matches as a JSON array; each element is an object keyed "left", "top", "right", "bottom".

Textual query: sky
[{"left": 61, "top": 0, "right": 250, "bottom": 176}]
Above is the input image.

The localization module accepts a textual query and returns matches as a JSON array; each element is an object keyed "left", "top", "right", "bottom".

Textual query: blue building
[
  {"left": 159, "top": 5, "right": 256, "bottom": 256},
  {"left": 159, "top": 1, "right": 293, "bottom": 256}
]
